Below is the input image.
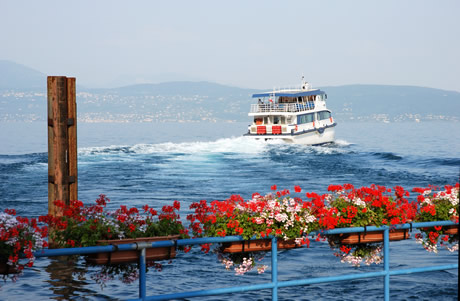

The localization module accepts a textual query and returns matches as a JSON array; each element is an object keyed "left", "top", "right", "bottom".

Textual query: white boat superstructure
[{"left": 244, "top": 79, "right": 336, "bottom": 144}]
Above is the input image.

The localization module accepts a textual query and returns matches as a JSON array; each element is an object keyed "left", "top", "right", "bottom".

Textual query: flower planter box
[
  {"left": 220, "top": 239, "right": 301, "bottom": 253},
  {"left": 444, "top": 225, "right": 458, "bottom": 235},
  {"left": 86, "top": 235, "right": 179, "bottom": 265},
  {"left": 335, "top": 229, "right": 409, "bottom": 245}
]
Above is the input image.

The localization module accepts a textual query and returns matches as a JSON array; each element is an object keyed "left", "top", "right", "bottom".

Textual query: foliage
[
  {"left": 187, "top": 186, "right": 318, "bottom": 274},
  {"left": 0, "top": 209, "right": 48, "bottom": 281},
  {"left": 317, "top": 184, "right": 417, "bottom": 229},
  {"left": 413, "top": 184, "right": 459, "bottom": 253},
  {"left": 40, "top": 195, "right": 189, "bottom": 286},
  {"left": 310, "top": 184, "right": 418, "bottom": 267},
  {"left": 1, "top": 183, "right": 458, "bottom": 282},
  {"left": 42, "top": 195, "right": 189, "bottom": 248},
  {"left": 330, "top": 242, "right": 383, "bottom": 267}
]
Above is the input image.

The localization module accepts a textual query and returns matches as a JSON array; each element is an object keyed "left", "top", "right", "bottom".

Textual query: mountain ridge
[{"left": 1, "top": 60, "right": 459, "bottom": 123}]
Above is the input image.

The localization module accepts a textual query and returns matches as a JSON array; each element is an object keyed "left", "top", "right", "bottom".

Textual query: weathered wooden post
[{"left": 47, "top": 76, "right": 77, "bottom": 216}]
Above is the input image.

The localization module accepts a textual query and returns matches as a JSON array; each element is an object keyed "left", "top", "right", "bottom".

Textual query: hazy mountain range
[{"left": 1, "top": 60, "right": 459, "bottom": 123}]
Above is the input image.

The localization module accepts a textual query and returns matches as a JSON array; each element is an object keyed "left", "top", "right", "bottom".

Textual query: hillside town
[{"left": 1, "top": 89, "right": 458, "bottom": 123}]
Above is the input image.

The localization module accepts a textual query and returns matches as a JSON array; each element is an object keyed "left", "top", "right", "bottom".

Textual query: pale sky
[{"left": 1, "top": 0, "right": 459, "bottom": 91}]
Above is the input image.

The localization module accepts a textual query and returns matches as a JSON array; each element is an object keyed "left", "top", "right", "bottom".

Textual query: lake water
[{"left": 0, "top": 121, "right": 458, "bottom": 300}]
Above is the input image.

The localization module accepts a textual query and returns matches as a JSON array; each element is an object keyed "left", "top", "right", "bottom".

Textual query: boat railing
[
  {"left": 250, "top": 103, "right": 315, "bottom": 113},
  {"left": 271, "top": 82, "right": 312, "bottom": 92},
  {"left": 31, "top": 220, "right": 458, "bottom": 300}
]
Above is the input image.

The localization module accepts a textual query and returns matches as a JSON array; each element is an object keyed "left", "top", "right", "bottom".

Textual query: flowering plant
[
  {"left": 331, "top": 243, "right": 383, "bottom": 267},
  {"left": 0, "top": 209, "right": 48, "bottom": 280},
  {"left": 41, "top": 195, "right": 189, "bottom": 286},
  {"left": 43, "top": 195, "right": 189, "bottom": 248},
  {"left": 318, "top": 184, "right": 417, "bottom": 229},
  {"left": 413, "top": 183, "right": 459, "bottom": 253},
  {"left": 313, "top": 184, "right": 417, "bottom": 267},
  {"left": 187, "top": 186, "right": 319, "bottom": 275}
]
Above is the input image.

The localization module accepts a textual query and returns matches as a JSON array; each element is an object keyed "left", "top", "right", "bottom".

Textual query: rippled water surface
[{"left": 0, "top": 121, "right": 458, "bottom": 300}]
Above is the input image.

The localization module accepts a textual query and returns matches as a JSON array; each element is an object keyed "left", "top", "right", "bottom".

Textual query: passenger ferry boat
[{"left": 244, "top": 79, "right": 337, "bottom": 144}]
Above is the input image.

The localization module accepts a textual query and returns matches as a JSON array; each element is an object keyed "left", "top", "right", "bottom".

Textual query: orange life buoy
[
  {"left": 295, "top": 125, "right": 298, "bottom": 131},
  {"left": 329, "top": 117, "right": 333, "bottom": 123},
  {"left": 312, "top": 121, "right": 315, "bottom": 127}
]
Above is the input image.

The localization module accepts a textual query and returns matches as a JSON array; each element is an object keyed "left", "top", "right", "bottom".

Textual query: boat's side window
[
  {"left": 297, "top": 115, "right": 304, "bottom": 124},
  {"left": 264, "top": 116, "right": 269, "bottom": 124},
  {"left": 317, "top": 111, "right": 331, "bottom": 120},
  {"left": 280, "top": 116, "right": 286, "bottom": 124},
  {"left": 274, "top": 116, "right": 279, "bottom": 124},
  {"left": 297, "top": 113, "right": 315, "bottom": 124}
]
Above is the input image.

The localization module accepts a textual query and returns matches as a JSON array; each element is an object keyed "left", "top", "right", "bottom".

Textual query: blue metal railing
[{"left": 33, "top": 221, "right": 458, "bottom": 301}]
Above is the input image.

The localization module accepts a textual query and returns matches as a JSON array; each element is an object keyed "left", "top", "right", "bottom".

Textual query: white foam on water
[
  {"left": 78, "top": 137, "right": 354, "bottom": 158},
  {"left": 80, "top": 136, "right": 270, "bottom": 156},
  {"left": 334, "top": 139, "right": 352, "bottom": 147}
]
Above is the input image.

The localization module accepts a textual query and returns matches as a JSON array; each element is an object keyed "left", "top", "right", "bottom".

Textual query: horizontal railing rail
[
  {"left": 33, "top": 220, "right": 458, "bottom": 301},
  {"left": 250, "top": 103, "right": 314, "bottom": 113}
]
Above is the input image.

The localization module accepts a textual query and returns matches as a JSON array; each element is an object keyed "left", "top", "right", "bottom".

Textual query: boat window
[
  {"left": 264, "top": 116, "right": 269, "bottom": 124},
  {"left": 317, "top": 111, "right": 331, "bottom": 120},
  {"left": 280, "top": 116, "right": 286, "bottom": 124},
  {"left": 274, "top": 116, "right": 280, "bottom": 124},
  {"left": 297, "top": 113, "right": 315, "bottom": 124}
]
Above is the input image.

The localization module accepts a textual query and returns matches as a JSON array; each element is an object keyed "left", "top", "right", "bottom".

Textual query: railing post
[
  {"left": 384, "top": 228, "right": 390, "bottom": 301},
  {"left": 272, "top": 237, "right": 278, "bottom": 301},
  {"left": 139, "top": 248, "right": 147, "bottom": 300}
]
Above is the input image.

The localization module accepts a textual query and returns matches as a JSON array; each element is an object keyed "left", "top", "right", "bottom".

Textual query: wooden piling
[
  {"left": 67, "top": 78, "right": 78, "bottom": 202},
  {"left": 47, "top": 76, "right": 77, "bottom": 216}
]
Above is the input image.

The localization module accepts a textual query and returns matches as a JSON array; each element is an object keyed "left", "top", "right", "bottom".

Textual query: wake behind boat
[{"left": 244, "top": 78, "right": 337, "bottom": 144}]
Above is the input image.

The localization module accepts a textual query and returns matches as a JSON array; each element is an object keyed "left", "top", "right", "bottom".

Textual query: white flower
[
  {"left": 422, "top": 198, "right": 433, "bottom": 205},
  {"left": 352, "top": 197, "right": 366, "bottom": 207},
  {"left": 423, "top": 190, "right": 432, "bottom": 196},
  {"left": 254, "top": 217, "right": 265, "bottom": 224},
  {"left": 274, "top": 213, "right": 288, "bottom": 223}
]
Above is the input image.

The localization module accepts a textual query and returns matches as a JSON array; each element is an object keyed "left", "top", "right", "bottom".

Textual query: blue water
[{"left": 0, "top": 121, "right": 458, "bottom": 300}]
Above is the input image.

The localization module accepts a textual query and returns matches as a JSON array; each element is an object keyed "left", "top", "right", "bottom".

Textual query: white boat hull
[{"left": 245, "top": 125, "right": 335, "bottom": 145}]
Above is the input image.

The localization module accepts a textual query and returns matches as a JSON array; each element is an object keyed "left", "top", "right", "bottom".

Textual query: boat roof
[{"left": 252, "top": 89, "right": 325, "bottom": 98}]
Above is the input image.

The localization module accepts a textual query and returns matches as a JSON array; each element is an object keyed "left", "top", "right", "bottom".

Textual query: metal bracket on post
[{"left": 135, "top": 241, "right": 152, "bottom": 250}]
